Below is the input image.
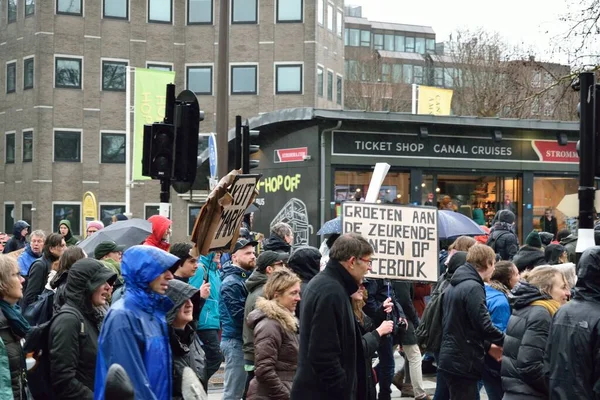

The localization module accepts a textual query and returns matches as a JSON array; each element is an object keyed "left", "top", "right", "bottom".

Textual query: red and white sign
[
  {"left": 532, "top": 141, "right": 579, "bottom": 163},
  {"left": 274, "top": 147, "right": 308, "bottom": 163}
]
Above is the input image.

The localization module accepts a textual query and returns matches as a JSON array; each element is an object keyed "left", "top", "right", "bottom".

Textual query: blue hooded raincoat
[
  {"left": 93, "top": 245, "right": 178, "bottom": 400},
  {"left": 189, "top": 252, "right": 222, "bottom": 331}
]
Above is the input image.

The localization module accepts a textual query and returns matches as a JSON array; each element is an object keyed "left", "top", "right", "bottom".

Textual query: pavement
[{"left": 206, "top": 353, "right": 489, "bottom": 399}]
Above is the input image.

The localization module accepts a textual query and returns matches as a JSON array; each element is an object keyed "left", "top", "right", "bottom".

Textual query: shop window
[
  {"left": 4, "top": 204, "right": 14, "bottom": 234},
  {"left": 334, "top": 170, "right": 409, "bottom": 208},
  {"left": 100, "top": 204, "right": 126, "bottom": 227},
  {"left": 53, "top": 204, "right": 81, "bottom": 236},
  {"left": 188, "top": 0, "right": 212, "bottom": 24},
  {"left": 533, "top": 176, "right": 578, "bottom": 235}
]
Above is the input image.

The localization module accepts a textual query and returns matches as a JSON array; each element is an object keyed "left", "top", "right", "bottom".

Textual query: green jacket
[
  {"left": 0, "top": 337, "right": 14, "bottom": 400},
  {"left": 59, "top": 219, "right": 78, "bottom": 246}
]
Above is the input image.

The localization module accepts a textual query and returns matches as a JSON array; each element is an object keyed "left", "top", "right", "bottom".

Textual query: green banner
[{"left": 133, "top": 68, "right": 176, "bottom": 181}]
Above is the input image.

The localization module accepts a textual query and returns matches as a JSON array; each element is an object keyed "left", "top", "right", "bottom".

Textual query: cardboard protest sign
[
  {"left": 191, "top": 170, "right": 261, "bottom": 256},
  {"left": 342, "top": 202, "right": 438, "bottom": 282}
]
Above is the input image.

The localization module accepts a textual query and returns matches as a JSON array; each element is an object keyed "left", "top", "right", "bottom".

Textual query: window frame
[
  {"left": 103, "top": 0, "right": 129, "bottom": 20},
  {"left": 326, "top": 3, "right": 334, "bottom": 32},
  {"left": 56, "top": 0, "right": 83, "bottom": 16},
  {"left": 336, "top": 74, "right": 342, "bottom": 105},
  {"left": 52, "top": 202, "right": 82, "bottom": 236},
  {"left": 373, "top": 34, "right": 383, "bottom": 50},
  {"left": 360, "top": 30, "right": 371, "bottom": 47},
  {"left": 317, "top": 0, "right": 323, "bottom": 25},
  {"left": 405, "top": 36, "right": 415, "bottom": 52},
  {"left": 6, "top": 61, "right": 16, "bottom": 94},
  {"left": 22, "top": 130, "right": 33, "bottom": 163},
  {"left": 54, "top": 55, "right": 83, "bottom": 89},
  {"left": 5, "top": 132, "right": 16, "bottom": 165},
  {"left": 4, "top": 203, "right": 15, "bottom": 235},
  {"left": 186, "top": 64, "right": 214, "bottom": 95},
  {"left": 275, "top": 63, "right": 303, "bottom": 95},
  {"left": 100, "top": 131, "right": 126, "bottom": 164},
  {"left": 148, "top": 0, "right": 173, "bottom": 24},
  {"left": 327, "top": 69, "right": 334, "bottom": 101},
  {"left": 53, "top": 129, "right": 82, "bottom": 163},
  {"left": 23, "top": 56, "right": 34, "bottom": 90},
  {"left": 187, "top": 0, "right": 213, "bottom": 25},
  {"left": 276, "top": 0, "right": 302, "bottom": 23},
  {"left": 98, "top": 203, "right": 126, "bottom": 227},
  {"left": 336, "top": 9, "right": 342, "bottom": 37},
  {"left": 21, "top": 202, "right": 33, "bottom": 227},
  {"left": 230, "top": 64, "right": 258, "bottom": 95},
  {"left": 25, "top": 0, "right": 35, "bottom": 16},
  {"left": 232, "top": 0, "right": 258, "bottom": 24},
  {"left": 8, "top": 0, "right": 17, "bottom": 23},
  {"left": 317, "top": 65, "right": 324, "bottom": 97},
  {"left": 146, "top": 62, "right": 174, "bottom": 71},
  {"left": 101, "top": 59, "right": 128, "bottom": 92}
]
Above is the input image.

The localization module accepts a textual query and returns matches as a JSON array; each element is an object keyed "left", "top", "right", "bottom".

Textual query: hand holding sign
[{"left": 382, "top": 297, "right": 393, "bottom": 314}]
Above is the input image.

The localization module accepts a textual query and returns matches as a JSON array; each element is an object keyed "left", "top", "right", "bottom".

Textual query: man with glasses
[{"left": 242, "top": 250, "right": 289, "bottom": 398}]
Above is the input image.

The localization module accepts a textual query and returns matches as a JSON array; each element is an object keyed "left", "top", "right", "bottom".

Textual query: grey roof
[
  {"left": 344, "top": 16, "right": 435, "bottom": 35},
  {"left": 228, "top": 107, "right": 578, "bottom": 140},
  {"left": 344, "top": 16, "right": 371, "bottom": 26},
  {"left": 378, "top": 50, "right": 426, "bottom": 62},
  {"left": 429, "top": 54, "right": 455, "bottom": 64}
]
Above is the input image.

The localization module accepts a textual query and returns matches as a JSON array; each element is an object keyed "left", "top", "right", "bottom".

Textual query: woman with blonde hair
[
  {"left": 501, "top": 266, "right": 571, "bottom": 399},
  {"left": 246, "top": 268, "right": 301, "bottom": 399}
]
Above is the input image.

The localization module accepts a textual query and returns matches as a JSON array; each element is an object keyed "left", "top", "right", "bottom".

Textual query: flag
[
  {"left": 417, "top": 85, "right": 453, "bottom": 116},
  {"left": 132, "top": 68, "right": 176, "bottom": 180}
]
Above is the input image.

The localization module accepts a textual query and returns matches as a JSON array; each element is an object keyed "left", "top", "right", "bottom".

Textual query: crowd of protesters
[{"left": 0, "top": 205, "right": 597, "bottom": 400}]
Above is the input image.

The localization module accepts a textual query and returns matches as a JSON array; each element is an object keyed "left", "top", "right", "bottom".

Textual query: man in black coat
[
  {"left": 438, "top": 244, "right": 505, "bottom": 399},
  {"left": 545, "top": 246, "right": 600, "bottom": 399},
  {"left": 263, "top": 222, "right": 293, "bottom": 253},
  {"left": 291, "top": 233, "right": 375, "bottom": 400}
]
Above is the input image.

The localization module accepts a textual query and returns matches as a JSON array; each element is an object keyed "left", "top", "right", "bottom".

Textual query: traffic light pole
[
  {"left": 576, "top": 71, "right": 596, "bottom": 262},
  {"left": 159, "top": 84, "right": 176, "bottom": 218},
  {"left": 216, "top": 0, "right": 230, "bottom": 180}
]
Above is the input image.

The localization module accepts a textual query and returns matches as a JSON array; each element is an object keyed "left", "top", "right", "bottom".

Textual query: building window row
[
  {"left": 344, "top": 60, "right": 426, "bottom": 85},
  {"left": 317, "top": 0, "right": 342, "bottom": 34},
  {"left": 345, "top": 29, "right": 435, "bottom": 54},
  {"left": 317, "top": 65, "right": 342, "bottom": 103},
  {"left": 4, "top": 130, "right": 33, "bottom": 164},
  {"left": 5, "top": 57, "right": 34, "bottom": 93},
  {"left": 7, "top": 0, "right": 34, "bottom": 22}
]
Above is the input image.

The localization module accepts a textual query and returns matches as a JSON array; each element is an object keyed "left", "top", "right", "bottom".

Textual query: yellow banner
[
  {"left": 82, "top": 191, "right": 98, "bottom": 238},
  {"left": 133, "top": 68, "right": 176, "bottom": 180},
  {"left": 417, "top": 85, "right": 453, "bottom": 116}
]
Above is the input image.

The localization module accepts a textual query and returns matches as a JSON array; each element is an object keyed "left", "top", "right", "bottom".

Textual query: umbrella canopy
[
  {"left": 317, "top": 216, "right": 342, "bottom": 235},
  {"left": 438, "top": 210, "right": 486, "bottom": 239},
  {"left": 77, "top": 218, "right": 152, "bottom": 256}
]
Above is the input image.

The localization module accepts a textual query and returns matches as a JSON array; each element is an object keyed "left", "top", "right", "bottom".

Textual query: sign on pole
[{"left": 342, "top": 202, "right": 439, "bottom": 282}]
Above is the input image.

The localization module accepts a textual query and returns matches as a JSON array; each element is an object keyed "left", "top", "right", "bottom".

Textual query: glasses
[{"left": 359, "top": 257, "right": 373, "bottom": 266}]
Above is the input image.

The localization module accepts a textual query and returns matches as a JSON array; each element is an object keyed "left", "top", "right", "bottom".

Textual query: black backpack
[
  {"left": 23, "top": 289, "right": 55, "bottom": 326},
  {"left": 486, "top": 231, "right": 510, "bottom": 260},
  {"left": 23, "top": 306, "right": 86, "bottom": 400}
]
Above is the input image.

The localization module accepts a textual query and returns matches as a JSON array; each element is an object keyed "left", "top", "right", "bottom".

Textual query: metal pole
[
  {"left": 216, "top": 0, "right": 230, "bottom": 179},
  {"left": 576, "top": 71, "right": 596, "bottom": 262},
  {"left": 235, "top": 116, "right": 242, "bottom": 170},
  {"left": 125, "top": 66, "right": 132, "bottom": 218},
  {"left": 242, "top": 122, "right": 249, "bottom": 174}
]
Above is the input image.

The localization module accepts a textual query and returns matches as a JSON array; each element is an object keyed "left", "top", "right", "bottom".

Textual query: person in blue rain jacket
[{"left": 93, "top": 245, "right": 180, "bottom": 400}]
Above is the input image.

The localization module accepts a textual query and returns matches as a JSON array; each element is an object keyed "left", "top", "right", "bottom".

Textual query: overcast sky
[{"left": 345, "top": 0, "right": 580, "bottom": 64}]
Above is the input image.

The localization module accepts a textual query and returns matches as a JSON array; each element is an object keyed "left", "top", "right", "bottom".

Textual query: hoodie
[
  {"left": 263, "top": 234, "right": 291, "bottom": 254},
  {"left": 59, "top": 219, "right": 78, "bottom": 247},
  {"left": 3, "top": 220, "right": 30, "bottom": 254},
  {"left": 143, "top": 215, "right": 171, "bottom": 251},
  {"left": 17, "top": 243, "right": 41, "bottom": 276},
  {"left": 189, "top": 253, "right": 221, "bottom": 331},
  {"left": 287, "top": 246, "right": 321, "bottom": 317}
]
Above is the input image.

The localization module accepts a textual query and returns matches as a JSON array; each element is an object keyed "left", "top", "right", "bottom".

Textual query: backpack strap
[{"left": 56, "top": 306, "right": 86, "bottom": 338}]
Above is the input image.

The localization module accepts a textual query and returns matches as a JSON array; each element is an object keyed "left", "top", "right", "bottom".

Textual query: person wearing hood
[
  {"left": 286, "top": 246, "right": 321, "bottom": 317},
  {"left": 246, "top": 268, "right": 301, "bottom": 400},
  {"left": 165, "top": 279, "right": 208, "bottom": 399},
  {"left": 501, "top": 266, "right": 570, "bottom": 399},
  {"left": 190, "top": 251, "right": 223, "bottom": 381},
  {"left": 48, "top": 258, "right": 117, "bottom": 399},
  {"left": 94, "top": 245, "right": 180, "bottom": 400},
  {"left": 22, "top": 233, "right": 65, "bottom": 311},
  {"left": 543, "top": 243, "right": 568, "bottom": 265},
  {"left": 144, "top": 215, "right": 172, "bottom": 251},
  {"left": 17, "top": 229, "right": 45, "bottom": 277},
  {"left": 512, "top": 231, "right": 546, "bottom": 272},
  {"left": 545, "top": 247, "right": 600, "bottom": 399},
  {"left": 263, "top": 222, "right": 293, "bottom": 254},
  {"left": 438, "top": 244, "right": 505, "bottom": 399},
  {"left": 487, "top": 210, "right": 519, "bottom": 261},
  {"left": 558, "top": 230, "right": 578, "bottom": 263},
  {"left": 58, "top": 219, "right": 79, "bottom": 247},
  {"left": 243, "top": 251, "right": 289, "bottom": 395},
  {"left": 2, "top": 220, "right": 30, "bottom": 254}
]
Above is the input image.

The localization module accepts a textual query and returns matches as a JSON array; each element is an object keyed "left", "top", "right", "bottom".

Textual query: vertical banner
[
  {"left": 417, "top": 85, "right": 453, "bottom": 116},
  {"left": 132, "top": 68, "right": 176, "bottom": 180}
]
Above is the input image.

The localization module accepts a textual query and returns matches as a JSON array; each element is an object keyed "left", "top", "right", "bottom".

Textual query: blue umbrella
[
  {"left": 317, "top": 216, "right": 342, "bottom": 235},
  {"left": 438, "top": 210, "right": 486, "bottom": 239}
]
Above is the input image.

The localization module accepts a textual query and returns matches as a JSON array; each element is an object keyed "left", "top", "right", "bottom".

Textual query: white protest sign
[{"left": 342, "top": 202, "right": 438, "bottom": 282}]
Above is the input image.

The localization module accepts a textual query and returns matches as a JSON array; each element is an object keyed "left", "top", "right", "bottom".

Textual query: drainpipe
[{"left": 320, "top": 120, "right": 343, "bottom": 236}]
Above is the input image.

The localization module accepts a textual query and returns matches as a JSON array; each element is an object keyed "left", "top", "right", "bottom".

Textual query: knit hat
[
  {"left": 525, "top": 231, "right": 542, "bottom": 248},
  {"left": 87, "top": 220, "right": 104, "bottom": 231},
  {"left": 497, "top": 210, "right": 516, "bottom": 224}
]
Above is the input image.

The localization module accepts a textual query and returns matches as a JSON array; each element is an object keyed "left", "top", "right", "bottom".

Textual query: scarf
[
  {"left": 0, "top": 299, "right": 30, "bottom": 338},
  {"left": 530, "top": 299, "right": 561, "bottom": 317}
]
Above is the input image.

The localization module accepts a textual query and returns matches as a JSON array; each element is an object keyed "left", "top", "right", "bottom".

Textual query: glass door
[{"left": 496, "top": 176, "right": 523, "bottom": 242}]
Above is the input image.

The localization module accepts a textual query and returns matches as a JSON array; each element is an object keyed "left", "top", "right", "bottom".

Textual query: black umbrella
[{"left": 77, "top": 218, "right": 152, "bottom": 255}]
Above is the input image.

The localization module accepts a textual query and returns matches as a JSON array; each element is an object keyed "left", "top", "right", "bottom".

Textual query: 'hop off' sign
[{"left": 342, "top": 203, "right": 439, "bottom": 282}]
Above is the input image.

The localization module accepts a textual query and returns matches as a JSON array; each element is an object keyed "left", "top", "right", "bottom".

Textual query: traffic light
[
  {"left": 146, "top": 123, "right": 174, "bottom": 179},
  {"left": 242, "top": 124, "right": 260, "bottom": 173},
  {"left": 172, "top": 92, "right": 203, "bottom": 183}
]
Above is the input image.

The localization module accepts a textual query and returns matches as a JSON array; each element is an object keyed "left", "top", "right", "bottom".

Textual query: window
[
  {"left": 104, "top": 0, "right": 128, "bottom": 19},
  {"left": 373, "top": 34, "right": 383, "bottom": 50},
  {"left": 426, "top": 38, "right": 435, "bottom": 53},
  {"left": 101, "top": 132, "right": 125, "bottom": 163},
  {"left": 5, "top": 133, "right": 15, "bottom": 164},
  {"left": 346, "top": 29, "right": 359, "bottom": 46},
  {"left": 413, "top": 65, "right": 423, "bottom": 84},
  {"left": 403, "top": 64, "right": 413, "bottom": 84},
  {"left": 4, "top": 204, "right": 14, "bottom": 234},
  {"left": 533, "top": 176, "right": 578, "bottom": 233},
  {"left": 344, "top": 60, "right": 358, "bottom": 81},
  {"left": 327, "top": 3, "right": 333, "bottom": 31},
  {"left": 6, "top": 62, "right": 16, "bottom": 93},
  {"left": 444, "top": 68, "right": 454, "bottom": 87},
  {"left": 434, "top": 67, "right": 444, "bottom": 87},
  {"left": 276, "top": 64, "right": 302, "bottom": 94},
  {"left": 8, "top": 0, "right": 17, "bottom": 22},
  {"left": 360, "top": 30, "right": 370, "bottom": 47},
  {"left": 189, "top": 206, "right": 201, "bottom": 235},
  {"left": 102, "top": 60, "right": 127, "bottom": 91},
  {"left": 188, "top": 0, "right": 212, "bottom": 24},
  {"left": 22, "top": 204, "right": 32, "bottom": 227},
  {"left": 392, "top": 64, "right": 402, "bottom": 83},
  {"left": 384, "top": 34, "right": 394, "bottom": 51},
  {"left": 277, "top": 0, "right": 302, "bottom": 22},
  {"left": 55, "top": 57, "right": 82, "bottom": 89},
  {"left": 327, "top": 70, "right": 333, "bottom": 101},
  {"left": 317, "top": 66, "right": 323, "bottom": 97},
  {"left": 54, "top": 131, "right": 81, "bottom": 162},
  {"left": 149, "top": 0, "right": 172, "bottom": 23},
  {"left": 187, "top": 66, "right": 213, "bottom": 95},
  {"left": 145, "top": 204, "right": 160, "bottom": 219},
  {"left": 57, "top": 0, "right": 82, "bottom": 15},
  {"left": 232, "top": 0, "right": 257, "bottom": 23},
  {"left": 317, "top": 0, "right": 323, "bottom": 25},
  {"left": 100, "top": 204, "right": 125, "bottom": 227},
  {"left": 336, "top": 10, "right": 342, "bottom": 37},
  {"left": 231, "top": 65, "right": 257, "bottom": 94},
  {"left": 336, "top": 75, "right": 342, "bottom": 105},
  {"left": 25, "top": 0, "right": 35, "bottom": 16},
  {"left": 415, "top": 37, "right": 425, "bottom": 54},
  {"left": 147, "top": 63, "right": 172, "bottom": 71},
  {"left": 395, "top": 35, "right": 404, "bottom": 52},
  {"left": 382, "top": 63, "right": 391, "bottom": 82},
  {"left": 22, "top": 131, "right": 33, "bottom": 162},
  {"left": 24, "top": 57, "right": 34, "bottom": 89},
  {"left": 53, "top": 204, "right": 81, "bottom": 236},
  {"left": 405, "top": 37, "right": 415, "bottom": 52}
]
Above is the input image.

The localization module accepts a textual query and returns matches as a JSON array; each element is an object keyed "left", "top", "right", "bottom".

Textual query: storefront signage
[
  {"left": 274, "top": 147, "right": 308, "bottom": 163},
  {"left": 342, "top": 202, "right": 438, "bottom": 282},
  {"left": 332, "top": 131, "right": 578, "bottom": 163}
]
